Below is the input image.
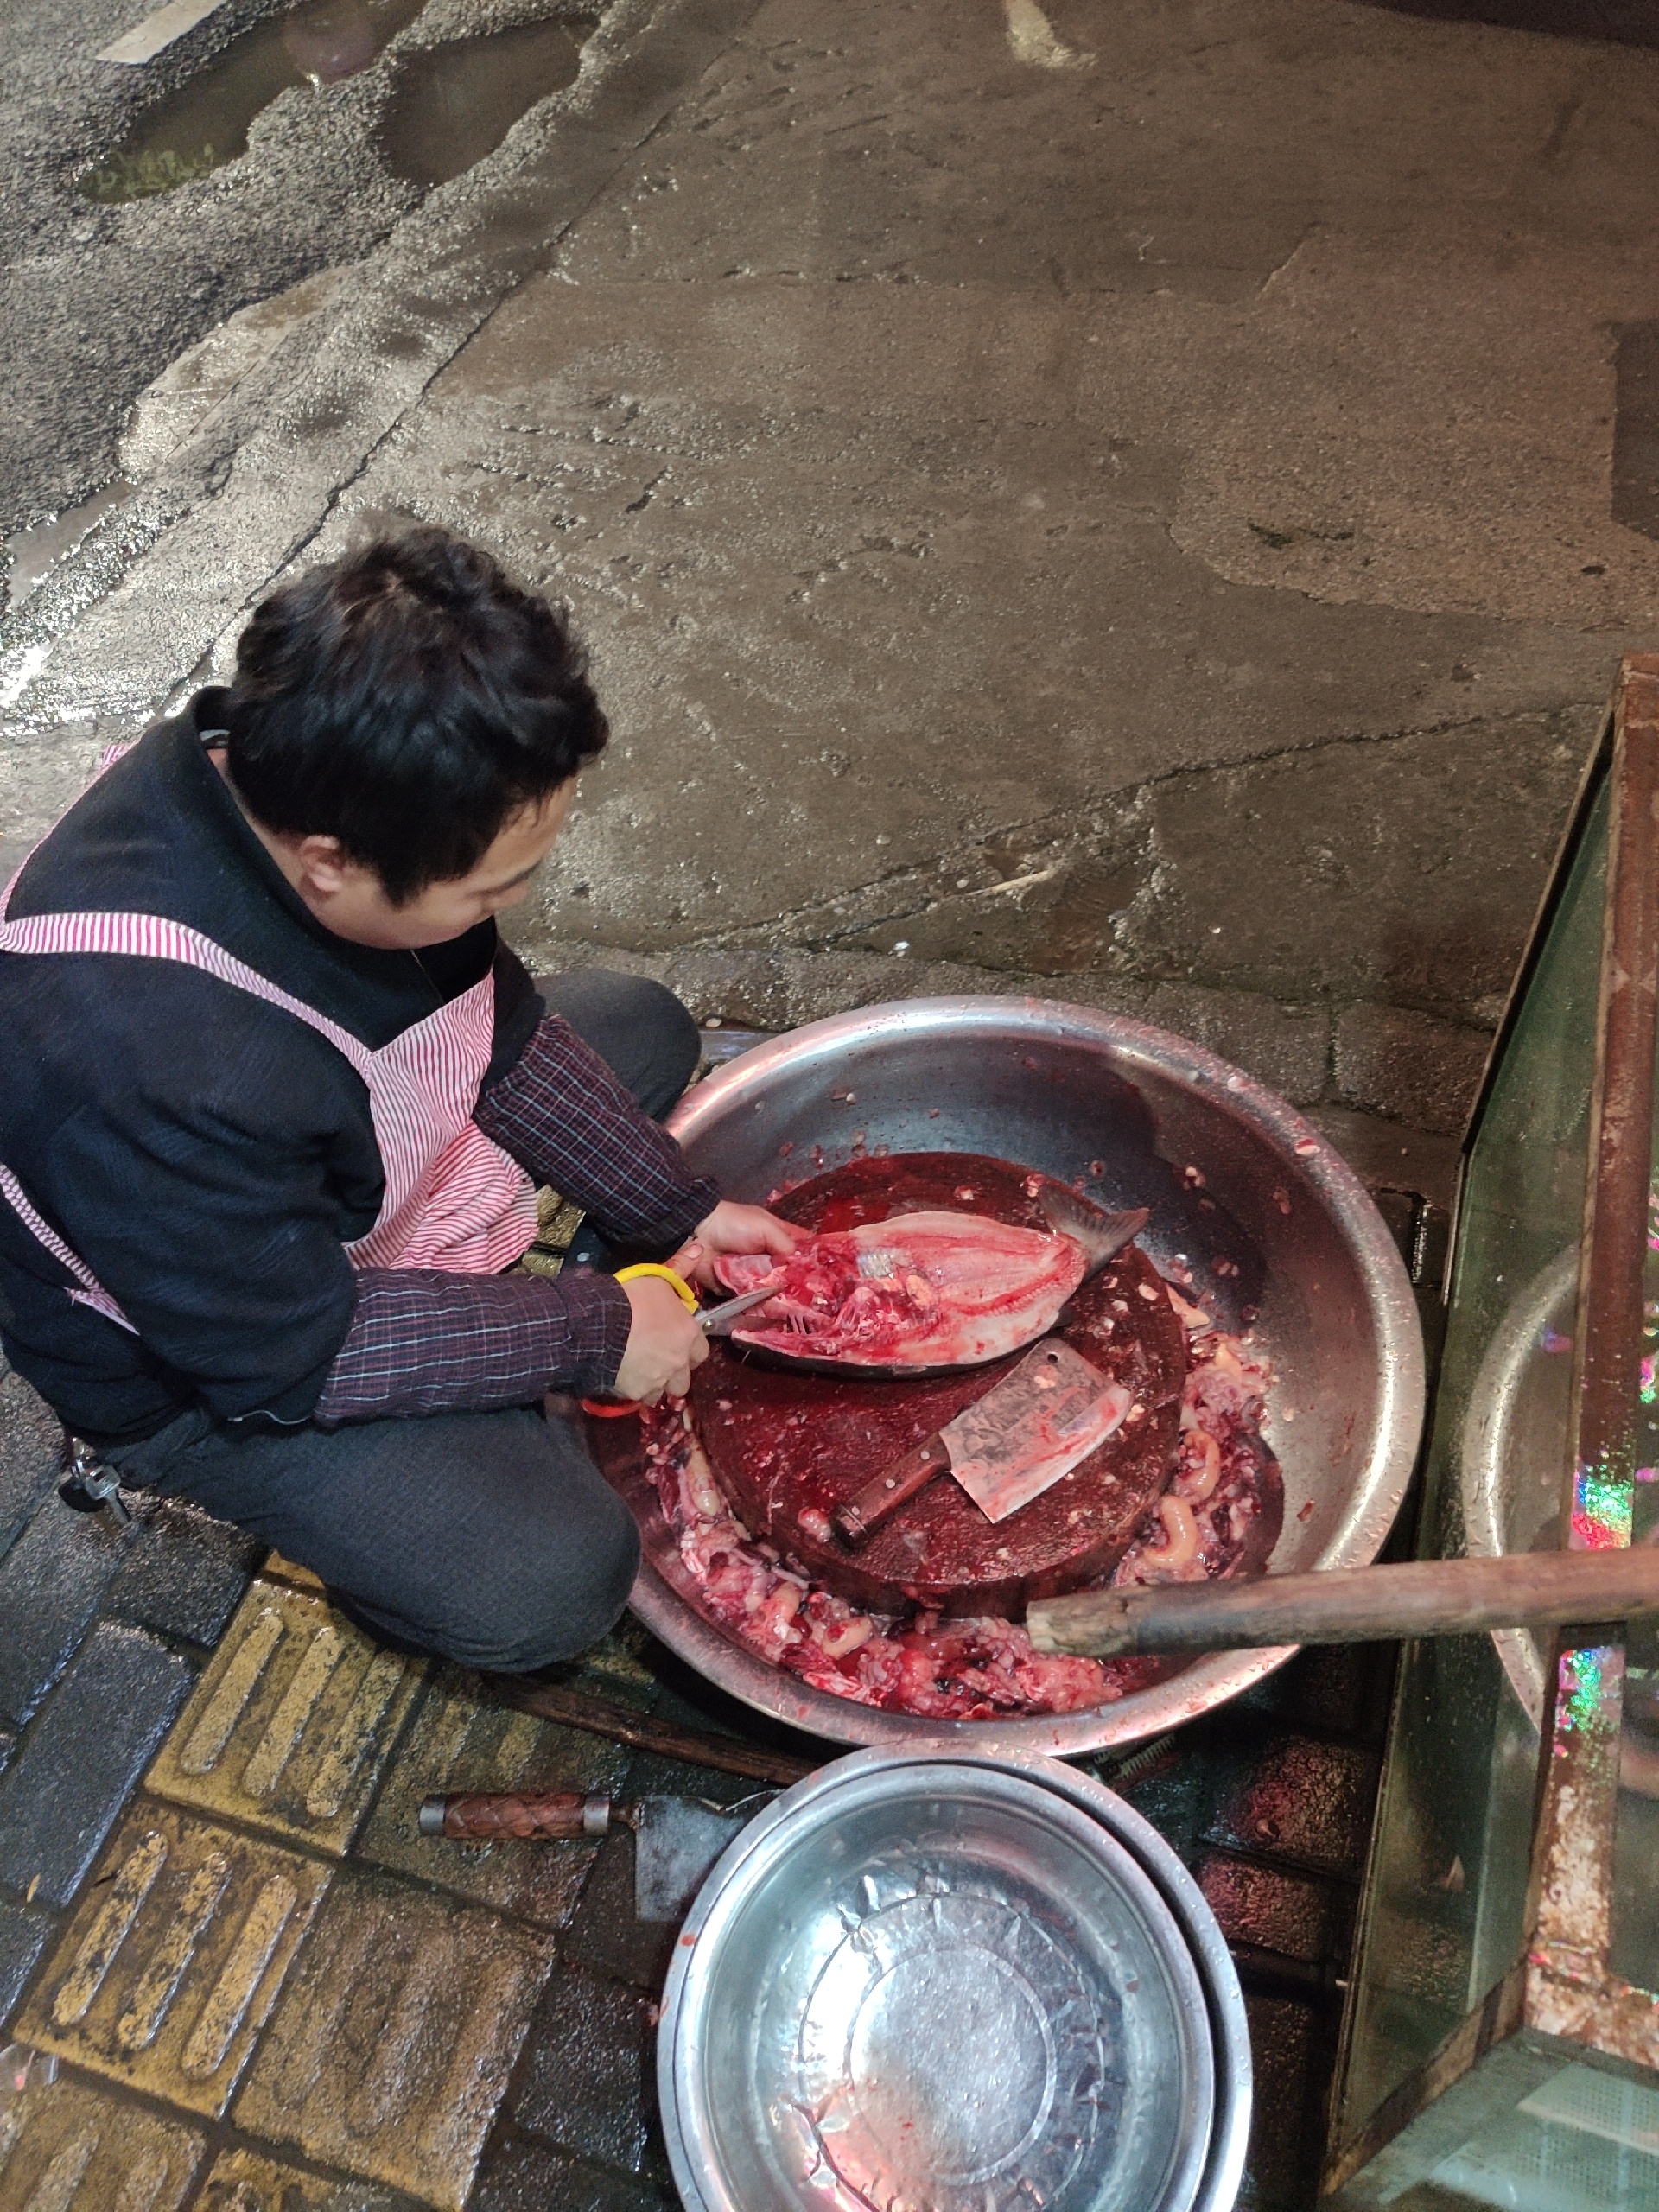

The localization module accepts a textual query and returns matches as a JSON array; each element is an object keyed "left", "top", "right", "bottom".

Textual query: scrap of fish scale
[{"left": 714, "top": 1211, "right": 1090, "bottom": 1371}]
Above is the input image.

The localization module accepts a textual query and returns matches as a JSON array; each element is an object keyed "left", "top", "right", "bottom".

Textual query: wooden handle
[
  {"left": 416, "top": 1790, "right": 612, "bottom": 1841},
  {"left": 1027, "top": 1548, "right": 1659, "bottom": 1658},
  {"left": 834, "top": 1433, "right": 953, "bottom": 1547}
]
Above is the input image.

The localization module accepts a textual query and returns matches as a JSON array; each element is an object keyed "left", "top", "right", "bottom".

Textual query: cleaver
[{"left": 832, "top": 1338, "right": 1133, "bottom": 1547}]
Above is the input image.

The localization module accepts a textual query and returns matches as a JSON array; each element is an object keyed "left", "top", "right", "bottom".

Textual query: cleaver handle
[
  {"left": 834, "top": 1433, "right": 953, "bottom": 1548},
  {"left": 416, "top": 1790, "right": 613, "bottom": 1841}
]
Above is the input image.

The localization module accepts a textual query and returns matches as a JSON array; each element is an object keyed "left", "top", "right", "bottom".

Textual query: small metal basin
[
  {"left": 626, "top": 995, "right": 1424, "bottom": 1756},
  {"left": 660, "top": 1751, "right": 1240, "bottom": 2212}
]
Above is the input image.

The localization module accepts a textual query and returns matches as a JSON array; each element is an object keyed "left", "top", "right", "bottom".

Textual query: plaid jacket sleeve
[
  {"left": 473, "top": 1013, "right": 719, "bottom": 1249},
  {"left": 313, "top": 1265, "right": 632, "bottom": 1425}
]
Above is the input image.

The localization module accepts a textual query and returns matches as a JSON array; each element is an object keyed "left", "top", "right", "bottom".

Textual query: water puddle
[
  {"left": 79, "top": 0, "right": 429, "bottom": 202},
  {"left": 4, "top": 480, "right": 135, "bottom": 613},
  {"left": 378, "top": 16, "right": 596, "bottom": 189}
]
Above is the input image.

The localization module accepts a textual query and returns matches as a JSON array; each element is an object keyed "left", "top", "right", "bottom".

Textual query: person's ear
[{"left": 293, "top": 836, "right": 359, "bottom": 899}]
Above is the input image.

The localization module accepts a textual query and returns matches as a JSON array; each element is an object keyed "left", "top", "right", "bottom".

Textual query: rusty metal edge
[{"left": 1519, "top": 658, "right": 1659, "bottom": 2064}]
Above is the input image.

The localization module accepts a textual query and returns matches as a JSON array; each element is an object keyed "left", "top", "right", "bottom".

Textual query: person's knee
[
  {"left": 607, "top": 976, "right": 701, "bottom": 1118},
  {"left": 459, "top": 1484, "right": 641, "bottom": 1674},
  {"left": 544, "top": 970, "right": 701, "bottom": 1119}
]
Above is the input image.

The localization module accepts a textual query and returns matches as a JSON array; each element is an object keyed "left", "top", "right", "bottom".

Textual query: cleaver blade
[{"left": 833, "top": 1339, "right": 1133, "bottom": 1545}]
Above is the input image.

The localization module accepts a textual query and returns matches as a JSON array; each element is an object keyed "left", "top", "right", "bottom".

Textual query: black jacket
[{"left": 0, "top": 695, "right": 543, "bottom": 1443}]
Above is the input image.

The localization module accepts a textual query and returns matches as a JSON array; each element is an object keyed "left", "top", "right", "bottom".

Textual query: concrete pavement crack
[{"left": 672, "top": 706, "right": 1595, "bottom": 950}]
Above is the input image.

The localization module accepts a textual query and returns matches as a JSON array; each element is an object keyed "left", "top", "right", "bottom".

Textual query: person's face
[{"left": 242, "top": 774, "right": 578, "bottom": 949}]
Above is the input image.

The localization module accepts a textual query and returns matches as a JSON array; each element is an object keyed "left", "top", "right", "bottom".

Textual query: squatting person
[{"left": 0, "top": 525, "right": 800, "bottom": 1669}]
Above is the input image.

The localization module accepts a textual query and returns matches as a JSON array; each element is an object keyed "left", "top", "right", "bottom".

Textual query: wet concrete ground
[
  {"left": 0, "top": 0, "right": 601, "bottom": 536},
  {"left": 6, "top": 0, "right": 1659, "bottom": 1142},
  {"left": 3, "top": 0, "right": 1659, "bottom": 2204}
]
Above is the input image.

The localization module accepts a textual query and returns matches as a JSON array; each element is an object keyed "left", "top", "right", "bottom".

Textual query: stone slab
[
  {"left": 469, "top": 2138, "right": 674, "bottom": 2212},
  {"left": 357, "top": 1666, "right": 626, "bottom": 1930},
  {"left": 511, "top": 1966, "right": 658, "bottom": 2176},
  {"left": 1300, "top": 1105, "right": 1462, "bottom": 1218},
  {"left": 1333, "top": 1001, "right": 1495, "bottom": 1139},
  {"left": 0, "top": 1623, "right": 194, "bottom": 1907},
  {"left": 1236, "top": 1641, "right": 1395, "bottom": 1749},
  {"left": 0, "top": 1367, "right": 61, "bottom": 1560},
  {"left": 105, "top": 1497, "right": 262, "bottom": 1649},
  {"left": 196, "top": 2149, "right": 413, "bottom": 2212},
  {"left": 559, "top": 1826, "right": 679, "bottom": 1996},
  {"left": 0, "top": 2073, "right": 204, "bottom": 2212},
  {"left": 0, "top": 1900, "right": 55, "bottom": 2027},
  {"left": 1137, "top": 982, "right": 1328, "bottom": 1109},
  {"left": 233, "top": 1872, "right": 555, "bottom": 2210},
  {"left": 543, "top": 1617, "right": 664, "bottom": 1714},
  {"left": 0, "top": 1496, "right": 134, "bottom": 1727},
  {"left": 1192, "top": 1851, "right": 1348, "bottom": 1969},
  {"left": 1202, "top": 1732, "right": 1380, "bottom": 1880},
  {"left": 16, "top": 1803, "right": 328, "bottom": 2117},
  {"left": 146, "top": 1580, "right": 424, "bottom": 1855},
  {"left": 1240, "top": 1991, "right": 1319, "bottom": 2210}
]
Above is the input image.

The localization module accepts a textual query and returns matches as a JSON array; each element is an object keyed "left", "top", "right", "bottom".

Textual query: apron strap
[
  {"left": 0, "top": 902, "right": 373, "bottom": 1330},
  {"left": 0, "top": 1163, "right": 137, "bottom": 1333},
  {"left": 0, "top": 907, "right": 374, "bottom": 1076}
]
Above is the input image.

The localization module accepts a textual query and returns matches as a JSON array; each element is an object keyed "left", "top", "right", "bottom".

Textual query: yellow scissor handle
[{"left": 613, "top": 1262, "right": 700, "bottom": 1312}]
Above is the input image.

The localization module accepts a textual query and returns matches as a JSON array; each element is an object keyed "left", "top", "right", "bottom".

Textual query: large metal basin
[
  {"left": 624, "top": 995, "right": 1424, "bottom": 1757},
  {"left": 659, "top": 1748, "right": 1246, "bottom": 2212}
]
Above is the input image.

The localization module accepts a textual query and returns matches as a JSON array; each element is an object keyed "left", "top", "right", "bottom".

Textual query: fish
[{"left": 711, "top": 1191, "right": 1148, "bottom": 1376}]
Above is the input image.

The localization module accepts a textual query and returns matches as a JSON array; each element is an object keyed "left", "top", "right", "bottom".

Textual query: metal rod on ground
[
  {"left": 1026, "top": 1548, "right": 1659, "bottom": 1659},
  {"left": 494, "top": 1676, "right": 818, "bottom": 1789}
]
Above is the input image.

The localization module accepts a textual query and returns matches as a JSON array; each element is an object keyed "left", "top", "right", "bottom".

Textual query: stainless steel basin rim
[{"left": 628, "top": 995, "right": 1425, "bottom": 1757}]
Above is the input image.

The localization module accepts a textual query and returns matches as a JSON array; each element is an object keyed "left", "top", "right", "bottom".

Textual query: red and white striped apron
[{"left": 0, "top": 882, "right": 539, "bottom": 1338}]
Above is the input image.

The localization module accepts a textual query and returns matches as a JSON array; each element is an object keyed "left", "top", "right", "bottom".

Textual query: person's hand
[
  {"left": 674, "top": 1201, "right": 804, "bottom": 1290},
  {"left": 614, "top": 1274, "right": 709, "bottom": 1404}
]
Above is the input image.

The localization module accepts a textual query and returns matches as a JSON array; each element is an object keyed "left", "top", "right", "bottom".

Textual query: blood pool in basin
[{"left": 689, "top": 1154, "right": 1186, "bottom": 1616}]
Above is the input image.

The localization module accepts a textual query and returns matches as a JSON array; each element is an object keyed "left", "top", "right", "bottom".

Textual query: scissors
[{"left": 580, "top": 1262, "right": 781, "bottom": 1416}]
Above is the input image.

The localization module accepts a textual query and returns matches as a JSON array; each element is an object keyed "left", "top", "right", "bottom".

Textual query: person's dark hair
[{"left": 224, "top": 525, "right": 607, "bottom": 903}]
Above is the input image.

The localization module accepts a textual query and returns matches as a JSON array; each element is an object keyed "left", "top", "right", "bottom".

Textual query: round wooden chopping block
[{"left": 687, "top": 1154, "right": 1188, "bottom": 1618}]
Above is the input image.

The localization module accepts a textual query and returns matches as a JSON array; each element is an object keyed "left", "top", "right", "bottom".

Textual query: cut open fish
[{"left": 712, "top": 1193, "right": 1147, "bottom": 1376}]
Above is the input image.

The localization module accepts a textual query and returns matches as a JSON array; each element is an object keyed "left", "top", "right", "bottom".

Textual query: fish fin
[{"left": 1039, "top": 1186, "right": 1150, "bottom": 1272}]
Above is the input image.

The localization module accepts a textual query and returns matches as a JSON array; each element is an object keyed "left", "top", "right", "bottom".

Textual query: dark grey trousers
[{"left": 104, "top": 971, "right": 701, "bottom": 1672}]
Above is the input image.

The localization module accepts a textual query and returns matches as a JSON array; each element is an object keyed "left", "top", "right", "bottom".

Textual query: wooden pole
[
  {"left": 493, "top": 1676, "right": 817, "bottom": 1788},
  {"left": 1027, "top": 1548, "right": 1659, "bottom": 1658}
]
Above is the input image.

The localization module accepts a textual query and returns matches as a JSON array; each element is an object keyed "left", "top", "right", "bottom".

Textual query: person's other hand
[
  {"left": 677, "top": 1200, "right": 804, "bottom": 1289},
  {"left": 614, "top": 1274, "right": 709, "bottom": 1404}
]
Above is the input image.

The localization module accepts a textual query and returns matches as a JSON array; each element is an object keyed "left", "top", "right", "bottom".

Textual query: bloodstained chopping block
[{"left": 682, "top": 1154, "right": 1188, "bottom": 1617}]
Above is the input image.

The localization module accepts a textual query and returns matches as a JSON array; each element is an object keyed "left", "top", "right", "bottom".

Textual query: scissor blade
[{"left": 698, "top": 1282, "right": 784, "bottom": 1335}]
